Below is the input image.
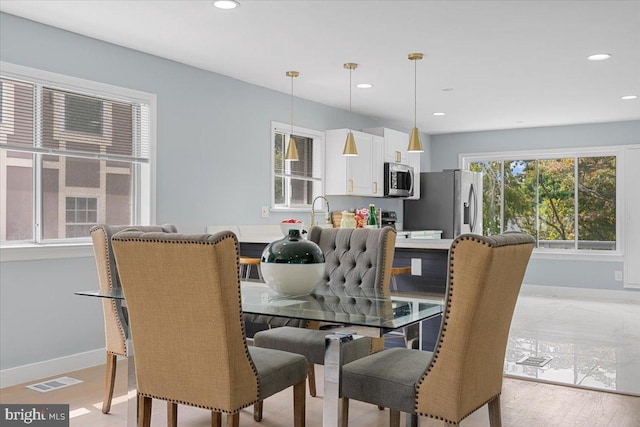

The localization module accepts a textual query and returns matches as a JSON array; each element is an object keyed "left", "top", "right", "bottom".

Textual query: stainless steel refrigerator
[{"left": 403, "top": 169, "right": 483, "bottom": 238}]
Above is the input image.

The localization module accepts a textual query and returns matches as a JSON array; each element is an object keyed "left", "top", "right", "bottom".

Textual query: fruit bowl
[{"left": 280, "top": 220, "right": 304, "bottom": 236}]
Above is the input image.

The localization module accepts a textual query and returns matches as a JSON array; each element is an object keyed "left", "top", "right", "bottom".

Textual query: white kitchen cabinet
[
  {"left": 364, "top": 127, "right": 421, "bottom": 199},
  {"left": 325, "top": 129, "right": 383, "bottom": 197},
  {"left": 365, "top": 127, "right": 408, "bottom": 163}
]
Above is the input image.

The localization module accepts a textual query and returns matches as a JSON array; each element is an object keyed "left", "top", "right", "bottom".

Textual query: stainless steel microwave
[{"left": 384, "top": 162, "right": 414, "bottom": 197}]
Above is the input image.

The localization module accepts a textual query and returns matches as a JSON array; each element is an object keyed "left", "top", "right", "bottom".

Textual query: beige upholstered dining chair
[
  {"left": 254, "top": 226, "right": 397, "bottom": 400},
  {"left": 339, "top": 233, "right": 535, "bottom": 427},
  {"left": 110, "top": 230, "right": 307, "bottom": 427},
  {"left": 89, "top": 223, "right": 177, "bottom": 414}
]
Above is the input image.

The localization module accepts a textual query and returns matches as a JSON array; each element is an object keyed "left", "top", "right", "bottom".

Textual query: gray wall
[
  {"left": 431, "top": 120, "right": 640, "bottom": 292},
  {"left": 0, "top": 257, "right": 104, "bottom": 369},
  {"left": 430, "top": 121, "right": 640, "bottom": 169}
]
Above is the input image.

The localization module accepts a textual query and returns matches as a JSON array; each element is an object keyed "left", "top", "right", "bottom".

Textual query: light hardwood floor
[{"left": 1, "top": 360, "right": 638, "bottom": 426}]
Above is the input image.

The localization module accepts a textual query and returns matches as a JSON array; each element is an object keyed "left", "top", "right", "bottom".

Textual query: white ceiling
[{"left": 2, "top": 0, "right": 639, "bottom": 134}]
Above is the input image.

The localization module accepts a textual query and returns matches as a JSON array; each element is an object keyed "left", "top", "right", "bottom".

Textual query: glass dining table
[{"left": 76, "top": 281, "right": 443, "bottom": 427}]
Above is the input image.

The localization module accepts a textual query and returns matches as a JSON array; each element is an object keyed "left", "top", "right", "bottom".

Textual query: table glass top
[{"left": 76, "top": 281, "right": 443, "bottom": 332}]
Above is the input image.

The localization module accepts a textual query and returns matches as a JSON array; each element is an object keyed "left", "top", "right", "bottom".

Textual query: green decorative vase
[{"left": 260, "top": 229, "right": 325, "bottom": 295}]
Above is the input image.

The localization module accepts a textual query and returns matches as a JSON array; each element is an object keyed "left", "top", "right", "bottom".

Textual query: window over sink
[{"left": 271, "top": 121, "right": 324, "bottom": 211}]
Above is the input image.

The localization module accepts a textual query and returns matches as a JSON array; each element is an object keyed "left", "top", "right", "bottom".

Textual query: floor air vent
[
  {"left": 26, "top": 376, "right": 83, "bottom": 393},
  {"left": 516, "top": 356, "right": 552, "bottom": 368}
]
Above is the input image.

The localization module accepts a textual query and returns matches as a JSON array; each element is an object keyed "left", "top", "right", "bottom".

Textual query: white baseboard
[
  {"left": 521, "top": 283, "right": 640, "bottom": 303},
  {"left": 1, "top": 348, "right": 106, "bottom": 389}
]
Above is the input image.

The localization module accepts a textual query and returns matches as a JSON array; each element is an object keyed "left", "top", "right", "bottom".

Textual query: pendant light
[
  {"left": 285, "top": 71, "right": 299, "bottom": 161},
  {"left": 407, "top": 53, "right": 424, "bottom": 153},
  {"left": 342, "top": 63, "right": 358, "bottom": 156}
]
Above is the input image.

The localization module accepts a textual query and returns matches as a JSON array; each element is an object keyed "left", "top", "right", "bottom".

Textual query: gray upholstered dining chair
[
  {"left": 339, "top": 233, "right": 535, "bottom": 427},
  {"left": 111, "top": 230, "right": 307, "bottom": 427},
  {"left": 254, "top": 226, "right": 397, "bottom": 403},
  {"left": 89, "top": 223, "right": 177, "bottom": 414}
]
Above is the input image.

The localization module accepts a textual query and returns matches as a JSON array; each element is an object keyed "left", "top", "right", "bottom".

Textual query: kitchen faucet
[{"left": 311, "top": 196, "right": 330, "bottom": 226}]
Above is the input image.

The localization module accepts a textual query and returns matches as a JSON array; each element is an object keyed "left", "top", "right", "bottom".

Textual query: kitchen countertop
[
  {"left": 394, "top": 238, "right": 452, "bottom": 250},
  {"left": 206, "top": 225, "right": 452, "bottom": 250}
]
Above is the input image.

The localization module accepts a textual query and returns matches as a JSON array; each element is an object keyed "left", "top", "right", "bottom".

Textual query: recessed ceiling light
[
  {"left": 621, "top": 95, "right": 638, "bottom": 100},
  {"left": 432, "top": 112, "right": 446, "bottom": 116},
  {"left": 587, "top": 53, "right": 611, "bottom": 61},
  {"left": 356, "top": 83, "right": 373, "bottom": 89},
  {"left": 212, "top": 0, "right": 239, "bottom": 9},
  {"left": 442, "top": 88, "right": 454, "bottom": 92}
]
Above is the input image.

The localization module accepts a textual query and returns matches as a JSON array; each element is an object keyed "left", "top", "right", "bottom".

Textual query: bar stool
[
  {"left": 387, "top": 265, "right": 419, "bottom": 349},
  {"left": 239, "top": 256, "right": 263, "bottom": 281},
  {"left": 390, "top": 266, "right": 411, "bottom": 291}
]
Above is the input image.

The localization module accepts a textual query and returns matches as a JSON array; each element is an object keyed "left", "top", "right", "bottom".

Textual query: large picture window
[
  {"left": 271, "top": 122, "right": 324, "bottom": 210},
  {"left": 463, "top": 148, "right": 620, "bottom": 253},
  {"left": 0, "top": 63, "right": 154, "bottom": 245}
]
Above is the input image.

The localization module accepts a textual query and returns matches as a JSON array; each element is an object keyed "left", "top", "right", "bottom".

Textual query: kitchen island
[{"left": 206, "top": 225, "right": 451, "bottom": 295}]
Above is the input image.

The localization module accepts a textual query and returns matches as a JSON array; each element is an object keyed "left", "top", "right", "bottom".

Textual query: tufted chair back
[
  {"left": 90, "top": 224, "right": 177, "bottom": 356},
  {"left": 308, "top": 226, "right": 397, "bottom": 295}
]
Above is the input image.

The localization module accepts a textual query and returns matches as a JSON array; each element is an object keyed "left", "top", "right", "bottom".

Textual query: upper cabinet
[
  {"left": 365, "top": 127, "right": 410, "bottom": 164},
  {"left": 325, "top": 129, "right": 383, "bottom": 197},
  {"left": 363, "top": 127, "right": 421, "bottom": 200}
]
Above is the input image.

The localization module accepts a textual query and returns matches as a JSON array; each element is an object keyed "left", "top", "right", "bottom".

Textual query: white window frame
[
  {"left": 270, "top": 121, "right": 324, "bottom": 212},
  {"left": 0, "top": 62, "right": 156, "bottom": 261},
  {"left": 460, "top": 145, "right": 626, "bottom": 261}
]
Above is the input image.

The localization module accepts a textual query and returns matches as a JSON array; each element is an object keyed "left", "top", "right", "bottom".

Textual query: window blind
[{"left": 1, "top": 77, "right": 150, "bottom": 162}]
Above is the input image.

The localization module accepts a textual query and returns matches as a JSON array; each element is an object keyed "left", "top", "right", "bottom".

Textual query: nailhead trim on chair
[
  {"left": 136, "top": 391, "right": 253, "bottom": 414},
  {"left": 112, "top": 231, "right": 263, "bottom": 411},
  {"left": 91, "top": 226, "right": 128, "bottom": 357},
  {"left": 414, "top": 234, "right": 532, "bottom": 424}
]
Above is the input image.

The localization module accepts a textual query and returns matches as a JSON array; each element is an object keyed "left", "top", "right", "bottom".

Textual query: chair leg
[
  {"left": 138, "top": 395, "right": 152, "bottom": 427},
  {"left": 307, "top": 363, "right": 317, "bottom": 397},
  {"left": 167, "top": 402, "right": 178, "bottom": 427},
  {"left": 253, "top": 401, "right": 263, "bottom": 422},
  {"left": 102, "top": 353, "right": 117, "bottom": 414},
  {"left": 405, "top": 412, "right": 419, "bottom": 427},
  {"left": 226, "top": 413, "right": 240, "bottom": 427},
  {"left": 389, "top": 409, "right": 401, "bottom": 427},
  {"left": 488, "top": 396, "right": 502, "bottom": 427},
  {"left": 294, "top": 380, "right": 306, "bottom": 427},
  {"left": 340, "top": 398, "right": 349, "bottom": 427},
  {"left": 404, "top": 323, "right": 420, "bottom": 349},
  {"left": 211, "top": 411, "right": 222, "bottom": 427}
]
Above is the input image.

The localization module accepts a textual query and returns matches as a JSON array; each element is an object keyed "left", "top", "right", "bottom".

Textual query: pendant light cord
[
  {"left": 414, "top": 57, "right": 417, "bottom": 128},
  {"left": 290, "top": 75, "right": 294, "bottom": 136},
  {"left": 349, "top": 67, "right": 352, "bottom": 130}
]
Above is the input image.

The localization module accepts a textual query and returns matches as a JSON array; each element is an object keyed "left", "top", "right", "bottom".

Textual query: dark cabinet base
[{"left": 392, "top": 248, "right": 448, "bottom": 295}]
